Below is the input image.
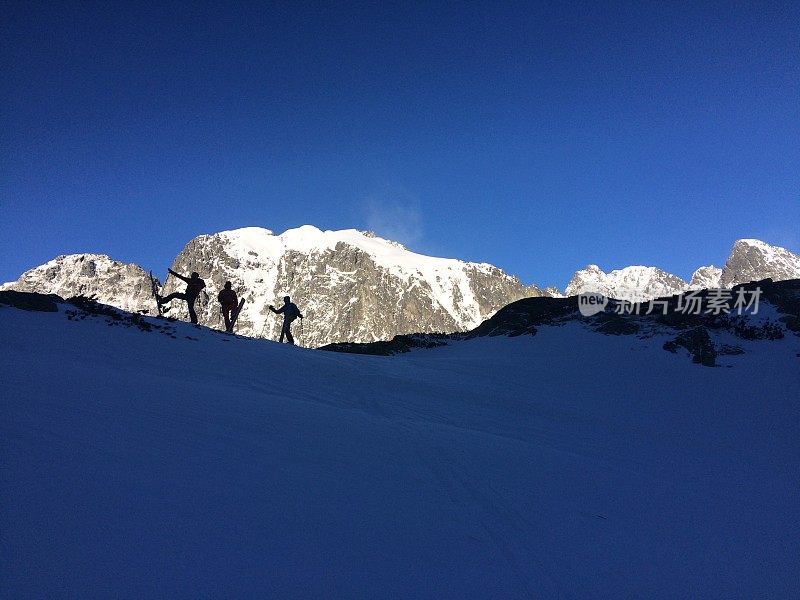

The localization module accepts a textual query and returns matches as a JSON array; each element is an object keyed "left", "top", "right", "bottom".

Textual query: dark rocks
[
  {"left": 320, "top": 333, "right": 450, "bottom": 356},
  {"left": 593, "top": 313, "right": 640, "bottom": 335},
  {"left": 719, "top": 344, "right": 745, "bottom": 356},
  {"left": 730, "top": 319, "right": 784, "bottom": 341},
  {"left": 0, "top": 290, "right": 61, "bottom": 312},
  {"left": 467, "top": 296, "right": 575, "bottom": 338},
  {"left": 663, "top": 327, "right": 716, "bottom": 367}
]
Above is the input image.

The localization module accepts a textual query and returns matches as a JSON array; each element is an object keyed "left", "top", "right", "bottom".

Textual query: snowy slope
[{"left": 2, "top": 297, "right": 798, "bottom": 598}]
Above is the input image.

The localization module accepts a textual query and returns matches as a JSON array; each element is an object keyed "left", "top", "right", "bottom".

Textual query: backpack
[{"left": 285, "top": 303, "right": 300, "bottom": 321}]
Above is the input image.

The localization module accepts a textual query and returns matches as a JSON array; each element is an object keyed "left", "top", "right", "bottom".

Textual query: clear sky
[{"left": 2, "top": 1, "right": 798, "bottom": 290}]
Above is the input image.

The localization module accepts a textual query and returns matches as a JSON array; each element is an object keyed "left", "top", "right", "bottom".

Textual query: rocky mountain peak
[
  {"left": 719, "top": 239, "right": 800, "bottom": 288},
  {"left": 0, "top": 253, "right": 154, "bottom": 313},
  {"left": 564, "top": 239, "right": 800, "bottom": 301},
  {"left": 156, "top": 226, "right": 549, "bottom": 345},
  {"left": 565, "top": 264, "right": 687, "bottom": 302},
  {"left": 5, "top": 231, "right": 798, "bottom": 344},
  {"left": 689, "top": 265, "right": 722, "bottom": 290}
]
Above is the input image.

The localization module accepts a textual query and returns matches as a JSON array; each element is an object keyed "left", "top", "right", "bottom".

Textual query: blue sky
[{"left": 2, "top": 1, "right": 798, "bottom": 289}]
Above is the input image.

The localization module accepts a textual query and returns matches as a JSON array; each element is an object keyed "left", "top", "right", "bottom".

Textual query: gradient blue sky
[{"left": 2, "top": 1, "right": 798, "bottom": 289}]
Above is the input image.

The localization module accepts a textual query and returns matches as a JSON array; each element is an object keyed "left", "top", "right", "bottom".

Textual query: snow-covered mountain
[
  {"left": 159, "top": 225, "right": 548, "bottom": 346},
  {"left": 564, "top": 264, "right": 687, "bottom": 302},
  {"left": 4, "top": 233, "right": 798, "bottom": 341},
  {"left": 1, "top": 227, "right": 549, "bottom": 346},
  {"left": 688, "top": 265, "right": 723, "bottom": 290},
  {"left": 0, "top": 253, "right": 154, "bottom": 313},
  {"left": 2, "top": 285, "right": 798, "bottom": 597},
  {"left": 719, "top": 238, "right": 800, "bottom": 288},
  {"left": 565, "top": 239, "right": 800, "bottom": 301}
]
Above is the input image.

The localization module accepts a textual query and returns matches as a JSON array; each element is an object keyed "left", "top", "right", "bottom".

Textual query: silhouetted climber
[
  {"left": 269, "top": 296, "right": 303, "bottom": 344},
  {"left": 217, "top": 281, "right": 239, "bottom": 333},
  {"left": 158, "top": 269, "right": 206, "bottom": 324}
]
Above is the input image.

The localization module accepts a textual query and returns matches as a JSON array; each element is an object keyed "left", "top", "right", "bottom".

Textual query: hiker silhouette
[
  {"left": 158, "top": 269, "right": 206, "bottom": 324},
  {"left": 217, "top": 281, "right": 239, "bottom": 332},
  {"left": 269, "top": 296, "right": 303, "bottom": 344}
]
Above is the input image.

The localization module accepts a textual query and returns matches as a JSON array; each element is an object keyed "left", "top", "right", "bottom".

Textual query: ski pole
[{"left": 259, "top": 310, "right": 271, "bottom": 339}]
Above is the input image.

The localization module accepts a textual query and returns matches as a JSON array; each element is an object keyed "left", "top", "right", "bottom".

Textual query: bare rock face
[
  {"left": 719, "top": 239, "right": 800, "bottom": 288},
  {"left": 0, "top": 254, "right": 154, "bottom": 313},
  {"left": 161, "top": 226, "right": 550, "bottom": 346}
]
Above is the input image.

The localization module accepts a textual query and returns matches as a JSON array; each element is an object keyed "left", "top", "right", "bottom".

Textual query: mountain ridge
[
  {"left": 3, "top": 227, "right": 799, "bottom": 344},
  {"left": 565, "top": 238, "right": 800, "bottom": 301}
]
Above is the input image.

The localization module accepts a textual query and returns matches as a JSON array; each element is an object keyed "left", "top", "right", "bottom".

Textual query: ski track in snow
[{"left": 2, "top": 303, "right": 799, "bottom": 598}]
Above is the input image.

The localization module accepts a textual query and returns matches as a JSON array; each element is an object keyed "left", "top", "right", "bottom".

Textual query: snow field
[{"left": 2, "top": 303, "right": 798, "bottom": 598}]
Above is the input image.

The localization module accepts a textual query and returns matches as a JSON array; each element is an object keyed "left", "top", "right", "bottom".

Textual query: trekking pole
[{"left": 259, "top": 309, "right": 271, "bottom": 339}]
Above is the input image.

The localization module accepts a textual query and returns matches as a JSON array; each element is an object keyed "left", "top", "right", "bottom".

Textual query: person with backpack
[
  {"left": 157, "top": 269, "right": 206, "bottom": 324},
  {"left": 269, "top": 296, "right": 303, "bottom": 344},
  {"left": 217, "top": 281, "right": 239, "bottom": 332}
]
